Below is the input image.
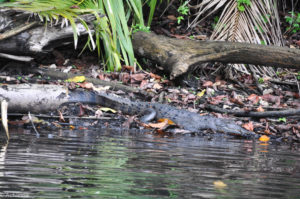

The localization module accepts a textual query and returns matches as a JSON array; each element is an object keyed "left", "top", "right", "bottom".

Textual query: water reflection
[{"left": 0, "top": 128, "right": 299, "bottom": 198}]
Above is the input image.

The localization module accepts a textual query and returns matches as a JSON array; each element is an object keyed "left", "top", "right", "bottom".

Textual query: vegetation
[
  {"left": 177, "top": 1, "right": 189, "bottom": 24},
  {"left": 189, "top": 0, "right": 284, "bottom": 45},
  {"left": 285, "top": 11, "right": 300, "bottom": 34},
  {"left": 0, "top": 0, "right": 298, "bottom": 72},
  {"left": 0, "top": 0, "right": 148, "bottom": 71}
]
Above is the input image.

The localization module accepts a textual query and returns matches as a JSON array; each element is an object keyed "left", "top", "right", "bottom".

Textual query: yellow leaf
[
  {"left": 197, "top": 89, "right": 206, "bottom": 98},
  {"left": 259, "top": 135, "right": 270, "bottom": 142},
  {"left": 213, "top": 180, "right": 227, "bottom": 189},
  {"left": 157, "top": 118, "right": 175, "bottom": 125},
  {"left": 148, "top": 120, "right": 169, "bottom": 129},
  {"left": 66, "top": 76, "right": 86, "bottom": 83},
  {"left": 100, "top": 107, "right": 116, "bottom": 113}
]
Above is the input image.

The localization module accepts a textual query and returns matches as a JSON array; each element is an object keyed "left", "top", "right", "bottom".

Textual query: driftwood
[
  {"left": 0, "top": 23, "right": 88, "bottom": 58},
  {"left": 0, "top": 13, "right": 94, "bottom": 61},
  {"left": 0, "top": 84, "right": 70, "bottom": 113},
  {"left": 132, "top": 31, "right": 300, "bottom": 79}
]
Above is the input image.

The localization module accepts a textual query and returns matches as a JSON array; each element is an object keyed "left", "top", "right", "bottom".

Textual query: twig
[
  {"left": 0, "top": 21, "right": 38, "bottom": 41},
  {"left": 293, "top": 74, "right": 300, "bottom": 97},
  {"left": 249, "top": 65, "right": 263, "bottom": 94},
  {"left": 0, "top": 53, "right": 34, "bottom": 62},
  {"left": 28, "top": 112, "right": 40, "bottom": 137},
  {"left": 270, "top": 79, "right": 298, "bottom": 86},
  {"left": 206, "top": 104, "right": 300, "bottom": 118}
]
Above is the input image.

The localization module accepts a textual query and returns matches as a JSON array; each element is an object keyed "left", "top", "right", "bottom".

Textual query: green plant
[
  {"left": 177, "top": 1, "right": 189, "bottom": 24},
  {"left": 145, "top": 0, "right": 157, "bottom": 26},
  {"left": 178, "top": 1, "right": 189, "bottom": 15},
  {"left": 278, "top": 117, "right": 286, "bottom": 123},
  {"left": 258, "top": 78, "right": 264, "bottom": 84},
  {"left": 212, "top": 16, "right": 219, "bottom": 29},
  {"left": 297, "top": 72, "right": 300, "bottom": 80},
  {"left": 285, "top": 11, "right": 300, "bottom": 34},
  {"left": 237, "top": 0, "right": 251, "bottom": 12},
  {"left": 0, "top": 0, "right": 146, "bottom": 72},
  {"left": 177, "top": 16, "right": 184, "bottom": 24},
  {"left": 132, "top": 23, "right": 150, "bottom": 33}
]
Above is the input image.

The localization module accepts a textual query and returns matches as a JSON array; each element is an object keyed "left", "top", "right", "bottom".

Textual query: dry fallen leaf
[
  {"left": 93, "top": 86, "right": 110, "bottom": 92},
  {"left": 248, "top": 94, "right": 260, "bottom": 104},
  {"left": 157, "top": 118, "right": 175, "bottom": 125},
  {"left": 122, "top": 65, "right": 135, "bottom": 72},
  {"left": 148, "top": 120, "right": 169, "bottom": 129},
  {"left": 149, "top": 73, "right": 162, "bottom": 80},
  {"left": 261, "top": 94, "right": 281, "bottom": 107},
  {"left": 208, "top": 95, "right": 228, "bottom": 105},
  {"left": 256, "top": 106, "right": 265, "bottom": 112},
  {"left": 197, "top": 89, "right": 206, "bottom": 98},
  {"left": 259, "top": 135, "right": 270, "bottom": 142},
  {"left": 130, "top": 73, "right": 146, "bottom": 83},
  {"left": 213, "top": 181, "right": 227, "bottom": 189},
  {"left": 100, "top": 107, "right": 117, "bottom": 113},
  {"left": 66, "top": 76, "right": 86, "bottom": 83},
  {"left": 77, "top": 82, "right": 94, "bottom": 89},
  {"left": 202, "top": 81, "right": 213, "bottom": 87},
  {"left": 69, "top": 125, "right": 75, "bottom": 130},
  {"left": 243, "top": 122, "right": 254, "bottom": 131},
  {"left": 167, "top": 15, "right": 177, "bottom": 21},
  {"left": 121, "top": 73, "right": 130, "bottom": 84},
  {"left": 140, "top": 79, "right": 149, "bottom": 89},
  {"left": 153, "top": 83, "right": 163, "bottom": 90}
]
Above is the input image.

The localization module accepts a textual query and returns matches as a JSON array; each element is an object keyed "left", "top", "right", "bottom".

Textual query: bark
[
  {"left": 132, "top": 31, "right": 300, "bottom": 79},
  {"left": 0, "top": 23, "right": 87, "bottom": 56},
  {"left": 0, "top": 84, "right": 69, "bottom": 113},
  {"left": 0, "top": 13, "right": 95, "bottom": 61}
]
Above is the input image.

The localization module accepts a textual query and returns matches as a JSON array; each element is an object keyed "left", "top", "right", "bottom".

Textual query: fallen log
[
  {"left": 132, "top": 31, "right": 300, "bottom": 79},
  {"left": 0, "top": 84, "right": 256, "bottom": 137},
  {"left": 0, "top": 15, "right": 300, "bottom": 79},
  {"left": 206, "top": 104, "right": 300, "bottom": 118},
  {"left": 0, "top": 13, "right": 94, "bottom": 61},
  {"left": 1, "top": 16, "right": 299, "bottom": 79}
]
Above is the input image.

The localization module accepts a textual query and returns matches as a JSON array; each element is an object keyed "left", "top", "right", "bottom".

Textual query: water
[{"left": 0, "top": 128, "right": 299, "bottom": 198}]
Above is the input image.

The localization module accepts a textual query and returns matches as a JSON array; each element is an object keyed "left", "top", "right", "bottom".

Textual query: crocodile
[
  {"left": 68, "top": 90, "right": 257, "bottom": 138},
  {"left": 0, "top": 84, "right": 256, "bottom": 137}
]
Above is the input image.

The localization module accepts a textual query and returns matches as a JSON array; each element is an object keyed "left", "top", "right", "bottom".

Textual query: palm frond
[
  {"left": 0, "top": 0, "right": 98, "bottom": 50},
  {"left": 190, "top": 0, "right": 283, "bottom": 46},
  {"left": 189, "top": 0, "right": 284, "bottom": 77},
  {"left": 0, "top": 0, "right": 147, "bottom": 72}
]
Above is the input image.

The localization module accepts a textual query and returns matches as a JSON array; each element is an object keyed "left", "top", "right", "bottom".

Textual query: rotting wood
[{"left": 132, "top": 31, "right": 300, "bottom": 79}]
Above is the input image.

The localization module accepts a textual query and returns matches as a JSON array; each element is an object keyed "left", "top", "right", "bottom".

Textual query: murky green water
[{"left": 0, "top": 128, "right": 299, "bottom": 198}]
